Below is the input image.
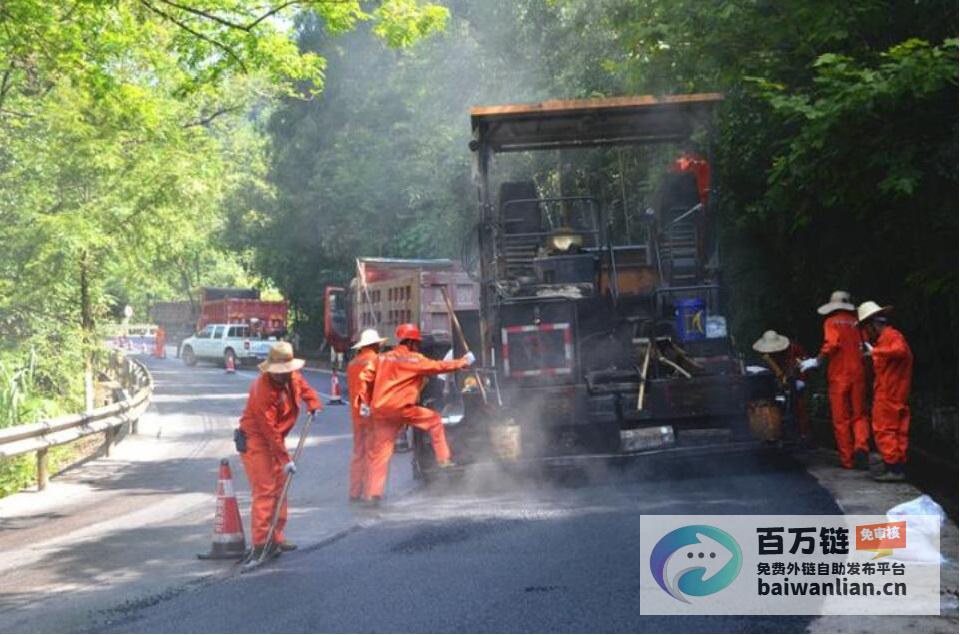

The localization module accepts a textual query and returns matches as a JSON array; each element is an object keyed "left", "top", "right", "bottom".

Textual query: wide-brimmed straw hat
[
  {"left": 752, "top": 330, "right": 790, "bottom": 354},
  {"left": 351, "top": 328, "right": 387, "bottom": 350},
  {"left": 258, "top": 341, "right": 305, "bottom": 373},
  {"left": 817, "top": 290, "right": 855, "bottom": 315},
  {"left": 856, "top": 301, "right": 892, "bottom": 325}
]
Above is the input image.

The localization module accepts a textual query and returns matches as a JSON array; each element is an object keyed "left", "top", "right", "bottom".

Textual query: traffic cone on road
[
  {"left": 198, "top": 459, "right": 246, "bottom": 560},
  {"left": 225, "top": 355, "right": 236, "bottom": 374},
  {"left": 327, "top": 369, "right": 345, "bottom": 405}
]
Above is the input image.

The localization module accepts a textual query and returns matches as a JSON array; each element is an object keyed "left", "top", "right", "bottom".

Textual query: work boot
[
  {"left": 854, "top": 450, "right": 869, "bottom": 471},
  {"left": 436, "top": 459, "right": 456, "bottom": 469},
  {"left": 364, "top": 496, "right": 382, "bottom": 508},
  {"left": 349, "top": 496, "right": 363, "bottom": 505},
  {"left": 277, "top": 540, "right": 297, "bottom": 552},
  {"left": 873, "top": 464, "right": 905, "bottom": 482}
]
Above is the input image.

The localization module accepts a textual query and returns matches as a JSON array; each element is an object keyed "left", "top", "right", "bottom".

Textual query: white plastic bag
[{"left": 886, "top": 495, "right": 946, "bottom": 564}]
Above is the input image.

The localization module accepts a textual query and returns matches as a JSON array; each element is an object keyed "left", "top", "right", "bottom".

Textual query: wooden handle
[{"left": 439, "top": 287, "right": 487, "bottom": 402}]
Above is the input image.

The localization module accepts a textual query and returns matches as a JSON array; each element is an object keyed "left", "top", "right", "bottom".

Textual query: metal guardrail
[{"left": 0, "top": 356, "right": 153, "bottom": 490}]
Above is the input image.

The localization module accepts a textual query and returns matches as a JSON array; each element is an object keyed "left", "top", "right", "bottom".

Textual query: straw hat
[
  {"left": 817, "top": 290, "right": 855, "bottom": 315},
  {"left": 258, "top": 341, "right": 305, "bottom": 373},
  {"left": 856, "top": 301, "right": 892, "bottom": 325},
  {"left": 752, "top": 330, "right": 790, "bottom": 354},
  {"left": 352, "top": 328, "right": 387, "bottom": 350}
]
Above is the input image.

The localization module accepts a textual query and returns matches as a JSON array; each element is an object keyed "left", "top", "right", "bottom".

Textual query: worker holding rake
[
  {"left": 358, "top": 323, "right": 475, "bottom": 505},
  {"left": 238, "top": 341, "right": 321, "bottom": 560}
]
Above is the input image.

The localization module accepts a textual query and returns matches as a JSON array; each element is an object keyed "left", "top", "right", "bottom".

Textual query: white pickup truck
[{"left": 179, "top": 324, "right": 275, "bottom": 368}]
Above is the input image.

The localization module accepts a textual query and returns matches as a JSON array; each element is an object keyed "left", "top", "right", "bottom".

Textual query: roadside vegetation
[{"left": 0, "top": 0, "right": 449, "bottom": 494}]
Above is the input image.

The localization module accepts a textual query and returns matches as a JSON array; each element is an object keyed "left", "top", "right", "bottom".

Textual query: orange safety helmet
[{"left": 395, "top": 323, "right": 422, "bottom": 342}]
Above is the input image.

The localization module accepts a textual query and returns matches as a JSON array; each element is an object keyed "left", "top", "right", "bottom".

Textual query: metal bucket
[
  {"left": 490, "top": 420, "right": 521, "bottom": 461},
  {"left": 747, "top": 401, "right": 782, "bottom": 442}
]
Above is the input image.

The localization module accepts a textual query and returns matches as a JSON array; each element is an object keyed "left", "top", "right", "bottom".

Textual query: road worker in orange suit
[
  {"left": 858, "top": 301, "right": 913, "bottom": 482},
  {"left": 752, "top": 330, "right": 811, "bottom": 441},
  {"left": 346, "top": 328, "right": 387, "bottom": 503},
  {"left": 238, "top": 341, "right": 320, "bottom": 558},
  {"left": 799, "top": 291, "right": 869, "bottom": 469},
  {"left": 357, "top": 323, "right": 475, "bottom": 504},
  {"left": 153, "top": 326, "right": 166, "bottom": 359}
]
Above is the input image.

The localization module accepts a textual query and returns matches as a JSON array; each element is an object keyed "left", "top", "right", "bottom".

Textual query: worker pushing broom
[{"left": 236, "top": 341, "right": 321, "bottom": 565}]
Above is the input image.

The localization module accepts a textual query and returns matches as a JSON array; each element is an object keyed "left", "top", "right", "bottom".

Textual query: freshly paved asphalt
[{"left": 105, "top": 439, "right": 843, "bottom": 632}]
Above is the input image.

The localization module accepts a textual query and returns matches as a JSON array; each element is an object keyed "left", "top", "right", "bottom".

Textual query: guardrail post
[
  {"left": 36, "top": 448, "right": 49, "bottom": 491},
  {"left": 104, "top": 425, "right": 115, "bottom": 457}
]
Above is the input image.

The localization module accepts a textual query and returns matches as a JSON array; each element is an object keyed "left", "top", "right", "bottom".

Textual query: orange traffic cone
[
  {"left": 327, "top": 369, "right": 345, "bottom": 405},
  {"left": 198, "top": 458, "right": 246, "bottom": 560},
  {"left": 225, "top": 354, "right": 236, "bottom": 374}
]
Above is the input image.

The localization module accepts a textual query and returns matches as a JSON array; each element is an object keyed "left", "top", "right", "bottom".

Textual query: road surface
[
  {"left": 0, "top": 352, "right": 411, "bottom": 633},
  {"left": 0, "top": 353, "right": 955, "bottom": 633}
]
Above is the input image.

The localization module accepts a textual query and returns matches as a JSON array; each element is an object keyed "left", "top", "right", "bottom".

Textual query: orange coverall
[
  {"left": 359, "top": 344, "right": 467, "bottom": 498},
  {"left": 870, "top": 326, "right": 913, "bottom": 466},
  {"left": 347, "top": 348, "right": 377, "bottom": 499},
  {"left": 239, "top": 371, "right": 320, "bottom": 546},
  {"left": 819, "top": 311, "right": 869, "bottom": 468},
  {"left": 153, "top": 327, "right": 166, "bottom": 358}
]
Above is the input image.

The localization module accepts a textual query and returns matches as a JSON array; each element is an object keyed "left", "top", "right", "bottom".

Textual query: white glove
[
  {"left": 283, "top": 461, "right": 297, "bottom": 476},
  {"left": 798, "top": 358, "right": 819, "bottom": 372},
  {"left": 795, "top": 379, "right": 806, "bottom": 392},
  {"left": 862, "top": 342, "right": 873, "bottom": 356},
  {"left": 359, "top": 404, "right": 371, "bottom": 418},
  {"left": 463, "top": 351, "right": 476, "bottom": 367}
]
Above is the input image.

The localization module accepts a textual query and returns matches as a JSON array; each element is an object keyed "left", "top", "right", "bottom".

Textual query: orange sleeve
[
  {"left": 872, "top": 331, "right": 909, "bottom": 360},
  {"left": 408, "top": 353, "right": 469, "bottom": 376},
  {"left": 295, "top": 372, "right": 321, "bottom": 412},
  {"left": 818, "top": 319, "right": 839, "bottom": 358},
  {"left": 357, "top": 357, "right": 378, "bottom": 406}
]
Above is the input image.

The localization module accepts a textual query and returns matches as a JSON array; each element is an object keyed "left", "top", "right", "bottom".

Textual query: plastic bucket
[{"left": 674, "top": 297, "right": 706, "bottom": 341}]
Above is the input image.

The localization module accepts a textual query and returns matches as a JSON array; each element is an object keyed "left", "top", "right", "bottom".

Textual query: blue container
[{"left": 675, "top": 298, "right": 706, "bottom": 342}]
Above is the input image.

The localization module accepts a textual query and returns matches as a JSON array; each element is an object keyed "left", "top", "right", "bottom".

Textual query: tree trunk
[{"left": 80, "top": 251, "right": 95, "bottom": 413}]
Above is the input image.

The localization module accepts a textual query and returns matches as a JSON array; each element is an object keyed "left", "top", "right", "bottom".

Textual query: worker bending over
[
  {"left": 238, "top": 341, "right": 320, "bottom": 558},
  {"left": 858, "top": 301, "right": 913, "bottom": 482},
  {"left": 358, "top": 323, "right": 475, "bottom": 504},
  {"left": 752, "top": 330, "right": 811, "bottom": 441},
  {"left": 800, "top": 291, "right": 869, "bottom": 469},
  {"left": 346, "top": 328, "right": 386, "bottom": 503}
]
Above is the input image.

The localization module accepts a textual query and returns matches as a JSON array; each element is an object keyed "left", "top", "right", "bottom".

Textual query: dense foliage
[{"left": 0, "top": 0, "right": 447, "bottom": 436}]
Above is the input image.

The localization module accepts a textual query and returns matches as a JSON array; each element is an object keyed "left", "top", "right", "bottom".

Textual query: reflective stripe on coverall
[
  {"left": 239, "top": 371, "right": 320, "bottom": 545},
  {"left": 360, "top": 344, "right": 467, "bottom": 498},
  {"left": 347, "top": 348, "right": 377, "bottom": 499},
  {"left": 819, "top": 311, "right": 868, "bottom": 467},
  {"left": 870, "top": 326, "right": 913, "bottom": 465}
]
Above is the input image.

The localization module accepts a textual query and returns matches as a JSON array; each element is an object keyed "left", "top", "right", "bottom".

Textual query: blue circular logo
[{"left": 650, "top": 525, "right": 742, "bottom": 603}]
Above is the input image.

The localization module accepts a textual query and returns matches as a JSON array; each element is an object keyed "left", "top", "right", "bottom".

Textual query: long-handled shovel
[
  {"left": 241, "top": 411, "right": 317, "bottom": 572},
  {"left": 439, "top": 286, "right": 487, "bottom": 404}
]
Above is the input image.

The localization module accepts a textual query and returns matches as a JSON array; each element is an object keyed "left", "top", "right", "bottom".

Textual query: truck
[
  {"left": 323, "top": 258, "right": 479, "bottom": 357},
  {"left": 196, "top": 288, "right": 287, "bottom": 338},
  {"left": 179, "top": 323, "right": 275, "bottom": 368},
  {"left": 148, "top": 301, "right": 199, "bottom": 348},
  {"left": 407, "top": 93, "right": 775, "bottom": 476}
]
